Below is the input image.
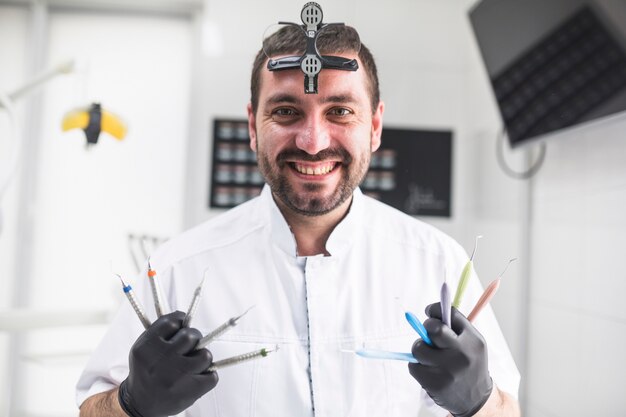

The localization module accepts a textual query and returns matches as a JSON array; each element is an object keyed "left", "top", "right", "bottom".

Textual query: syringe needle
[
  {"left": 117, "top": 274, "right": 151, "bottom": 330},
  {"left": 147, "top": 258, "right": 166, "bottom": 317},
  {"left": 182, "top": 276, "right": 205, "bottom": 328},
  {"left": 207, "top": 345, "right": 279, "bottom": 372},
  {"left": 196, "top": 306, "right": 255, "bottom": 350}
]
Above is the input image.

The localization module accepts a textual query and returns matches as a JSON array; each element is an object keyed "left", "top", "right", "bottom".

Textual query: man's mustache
[{"left": 276, "top": 148, "right": 353, "bottom": 164}]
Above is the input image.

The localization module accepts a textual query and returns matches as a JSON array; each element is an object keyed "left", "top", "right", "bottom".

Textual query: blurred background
[{"left": 1, "top": 0, "right": 625, "bottom": 416}]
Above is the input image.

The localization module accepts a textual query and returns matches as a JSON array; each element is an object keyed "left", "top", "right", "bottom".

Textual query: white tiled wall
[
  {"left": 0, "top": 3, "right": 29, "bottom": 412},
  {"left": 525, "top": 115, "right": 626, "bottom": 417}
]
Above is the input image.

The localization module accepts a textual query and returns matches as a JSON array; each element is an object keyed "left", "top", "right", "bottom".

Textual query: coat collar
[{"left": 261, "top": 185, "right": 364, "bottom": 258}]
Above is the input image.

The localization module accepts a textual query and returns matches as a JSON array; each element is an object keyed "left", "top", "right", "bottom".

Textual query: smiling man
[
  {"left": 77, "top": 4, "right": 521, "bottom": 417},
  {"left": 249, "top": 24, "right": 383, "bottom": 256}
]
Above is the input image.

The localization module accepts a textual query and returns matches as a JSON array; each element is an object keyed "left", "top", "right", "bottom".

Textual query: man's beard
[{"left": 257, "top": 145, "right": 371, "bottom": 216}]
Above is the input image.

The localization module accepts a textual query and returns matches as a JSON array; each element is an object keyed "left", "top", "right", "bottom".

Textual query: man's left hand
[{"left": 408, "top": 302, "right": 492, "bottom": 417}]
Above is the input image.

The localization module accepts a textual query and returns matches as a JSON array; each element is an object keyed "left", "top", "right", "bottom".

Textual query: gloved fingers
[
  {"left": 410, "top": 338, "right": 451, "bottom": 367},
  {"left": 130, "top": 312, "right": 186, "bottom": 365},
  {"left": 443, "top": 307, "right": 487, "bottom": 346},
  {"left": 191, "top": 370, "right": 220, "bottom": 393},
  {"left": 408, "top": 362, "right": 450, "bottom": 391},
  {"left": 449, "top": 306, "right": 474, "bottom": 334},
  {"left": 411, "top": 339, "right": 443, "bottom": 367},
  {"left": 422, "top": 317, "right": 459, "bottom": 349},
  {"left": 168, "top": 327, "right": 204, "bottom": 355},
  {"left": 180, "top": 348, "right": 215, "bottom": 374},
  {"left": 424, "top": 302, "right": 442, "bottom": 320},
  {"left": 145, "top": 311, "right": 186, "bottom": 340},
  {"left": 426, "top": 303, "right": 472, "bottom": 335}
]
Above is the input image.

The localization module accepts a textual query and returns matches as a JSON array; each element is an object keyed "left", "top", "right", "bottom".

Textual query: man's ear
[
  {"left": 247, "top": 103, "right": 257, "bottom": 152},
  {"left": 370, "top": 100, "right": 385, "bottom": 152}
]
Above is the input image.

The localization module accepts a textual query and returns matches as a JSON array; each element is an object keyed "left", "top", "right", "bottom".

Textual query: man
[{"left": 77, "top": 5, "right": 520, "bottom": 417}]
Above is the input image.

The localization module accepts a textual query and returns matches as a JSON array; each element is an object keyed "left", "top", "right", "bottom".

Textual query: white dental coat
[{"left": 76, "top": 186, "right": 520, "bottom": 417}]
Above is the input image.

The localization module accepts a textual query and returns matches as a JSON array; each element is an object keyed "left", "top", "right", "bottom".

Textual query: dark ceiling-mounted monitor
[{"left": 469, "top": 0, "right": 626, "bottom": 147}]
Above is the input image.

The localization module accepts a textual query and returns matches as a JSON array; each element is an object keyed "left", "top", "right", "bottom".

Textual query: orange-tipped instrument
[
  {"left": 147, "top": 258, "right": 166, "bottom": 317},
  {"left": 467, "top": 258, "right": 517, "bottom": 322}
]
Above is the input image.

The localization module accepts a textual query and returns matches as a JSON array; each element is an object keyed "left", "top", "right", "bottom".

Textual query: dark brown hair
[{"left": 250, "top": 25, "right": 380, "bottom": 114}]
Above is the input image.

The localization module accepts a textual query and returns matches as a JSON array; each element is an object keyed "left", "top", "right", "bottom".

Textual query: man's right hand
[{"left": 118, "top": 311, "right": 218, "bottom": 417}]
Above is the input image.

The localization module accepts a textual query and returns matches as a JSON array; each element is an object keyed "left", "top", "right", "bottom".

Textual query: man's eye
[
  {"left": 329, "top": 108, "right": 352, "bottom": 116},
  {"left": 273, "top": 108, "right": 297, "bottom": 117}
]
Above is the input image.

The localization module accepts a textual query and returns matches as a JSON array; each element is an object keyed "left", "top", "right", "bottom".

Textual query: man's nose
[{"left": 295, "top": 117, "right": 330, "bottom": 155}]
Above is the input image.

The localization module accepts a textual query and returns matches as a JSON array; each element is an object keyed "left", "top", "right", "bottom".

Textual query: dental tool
[
  {"left": 342, "top": 348, "right": 418, "bottom": 363},
  {"left": 182, "top": 277, "right": 205, "bottom": 328},
  {"left": 405, "top": 311, "right": 432, "bottom": 346},
  {"left": 195, "top": 306, "right": 255, "bottom": 350},
  {"left": 207, "top": 345, "right": 279, "bottom": 372},
  {"left": 440, "top": 274, "right": 452, "bottom": 327},
  {"left": 117, "top": 274, "right": 151, "bottom": 329},
  {"left": 467, "top": 258, "right": 517, "bottom": 322},
  {"left": 452, "top": 235, "right": 482, "bottom": 308},
  {"left": 147, "top": 258, "right": 166, "bottom": 317}
]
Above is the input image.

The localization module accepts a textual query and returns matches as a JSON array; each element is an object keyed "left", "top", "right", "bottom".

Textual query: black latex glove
[
  {"left": 118, "top": 311, "right": 219, "bottom": 417},
  {"left": 408, "top": 303, "right": 492, "bottom": 417}
]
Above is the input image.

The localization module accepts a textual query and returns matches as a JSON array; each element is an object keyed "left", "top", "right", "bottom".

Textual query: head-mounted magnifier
[{"left": 263, "top": 2, "right": 360, "bottom": 94}]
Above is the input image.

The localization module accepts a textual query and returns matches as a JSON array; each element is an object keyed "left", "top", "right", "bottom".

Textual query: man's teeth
[{"left": 294, "top": 163, "right": 336, "bottom": 175}]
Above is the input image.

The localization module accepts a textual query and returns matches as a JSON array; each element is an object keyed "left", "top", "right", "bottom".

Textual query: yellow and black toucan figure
[{"left": 62, "top": 102, "right": 127, "bottom": 145}]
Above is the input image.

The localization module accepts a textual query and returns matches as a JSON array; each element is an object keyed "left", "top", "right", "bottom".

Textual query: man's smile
[{"left": 290, "top": 161, "right": 340, "bottom": 176}]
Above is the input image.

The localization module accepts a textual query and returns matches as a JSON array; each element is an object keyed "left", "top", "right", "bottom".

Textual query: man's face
[{"left": 247, "top": 56, "right": 384, "bottom": 216}]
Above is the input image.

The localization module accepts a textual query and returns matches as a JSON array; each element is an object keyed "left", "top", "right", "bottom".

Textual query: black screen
[{"left": 469, "top": 0, "right": 626, "bottom": 147}]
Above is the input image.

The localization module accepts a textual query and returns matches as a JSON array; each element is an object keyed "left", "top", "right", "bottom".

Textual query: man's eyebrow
[
  {"left": 322, "top": 94, "right": 359, "bottom": 105},
  {"left": 265, "top": 93, "right": 301, "bottom": 105},
  {"left": 265, "top": 93, "right": 359, "bottom": 105}
]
